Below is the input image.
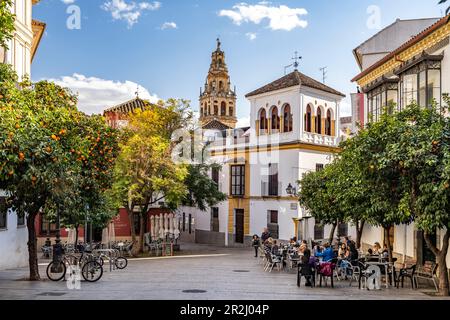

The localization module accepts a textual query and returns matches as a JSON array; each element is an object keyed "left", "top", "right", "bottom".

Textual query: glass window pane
[
  {"left": 419, "top": 71, "right": 426, "bottom": 107},
  {"left": 428, "top": 69, "right": 441, "bottom": 107},
  {"left": 403, "top": 74, "right": 418, "bottom": 107}
]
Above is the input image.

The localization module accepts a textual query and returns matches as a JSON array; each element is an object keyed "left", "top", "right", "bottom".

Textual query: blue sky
[{"left": 32, "top": 0, "right": 446, "bottom": 124}]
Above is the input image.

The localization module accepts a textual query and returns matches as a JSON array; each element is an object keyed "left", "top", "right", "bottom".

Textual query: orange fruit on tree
[{"left": 18, "top": 152, "right": 25, "bottom": 161}]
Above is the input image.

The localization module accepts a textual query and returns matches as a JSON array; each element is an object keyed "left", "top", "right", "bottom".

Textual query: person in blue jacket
[{"left": 314, "top": 242, "right": 335, "bottom": 262}]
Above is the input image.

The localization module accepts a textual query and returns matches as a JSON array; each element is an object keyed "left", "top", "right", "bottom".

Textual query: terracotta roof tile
[
  {"left": 245, "top": 70, "right": 345, "bottom": 98},
  {"left": 202, "top": 119, "right": 232, "bottom": 131},
  {"left": 352, "top": 14, "right": 450, "bottom": 82},
  {"left": 103, "top": 97, "right": 149, "bottom": 115}
]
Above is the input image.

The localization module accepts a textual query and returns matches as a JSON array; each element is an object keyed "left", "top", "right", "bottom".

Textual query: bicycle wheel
[
  {"left": 46, "top": 261, "right": 66, "bottom": 281},
  {"left": 81, "top": 261, "right": 103, "bottom": 282},
  {"left": 115, "top": 257, "right": 128, "bottom": 269}
]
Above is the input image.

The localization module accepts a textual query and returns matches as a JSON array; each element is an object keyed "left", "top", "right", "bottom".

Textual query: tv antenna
[
  {"left": 284, "top": 51, "right": 302, "bottom": 75},
  {"left": 319, "top": 66, "right": 328, "bottom": 84}
]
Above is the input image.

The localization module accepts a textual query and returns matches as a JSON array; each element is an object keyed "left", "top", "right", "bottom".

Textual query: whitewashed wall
[
  {"left": 6, "top": 0, "right": 33, "bottom": 80},
  {"left": 0, "top": 210, "right": 28, "bottom": 270},
  {"left": 440, "top": 42, "right": 450, "bottom": 97},
  {"left": 250, "top": 199, "right": 297, "bottom": 241},
  {"left": 361, "top": 224, "right": 384, "bottom": 249},
  {"left": 248, "top": 87, "right": 301, "bottom": 145}
]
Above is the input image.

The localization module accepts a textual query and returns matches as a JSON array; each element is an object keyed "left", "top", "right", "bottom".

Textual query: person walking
[{"left": 251, "top": 234, "right": 260, "bottom": 258}]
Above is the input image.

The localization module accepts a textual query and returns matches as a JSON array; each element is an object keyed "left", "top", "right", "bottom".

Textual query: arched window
[
  {"left": 221, "top": 102, "right": 226, "bottom": 116},
  {"left": 219, "top": 81, "right": 223, "bottom": 90},
  {"left": 271, "top": 106, "right": 280, "bottom": 132},
  {"left": 259, "top": 109, "right": 267, "bottom": 134},
  {"left": 229, "top": 107, "right": 234, "bottom": 116},
  {"left": 282, "top": 104, "right": 293, "bottom": 132},
  {"left": 325, "top": 109, "right": 332, "bottom": 136},
  {"left": 200, "top": 107, "right": 203, "bottom": 116},
  {"left": 305, "top": 105, "right": 312, "bottom": 132},
  {"left": 316, "top": 107, "right": 322, "bottom": 134},
  {"left": 214, "top": 105, "right": 218, "bottom": 115}
]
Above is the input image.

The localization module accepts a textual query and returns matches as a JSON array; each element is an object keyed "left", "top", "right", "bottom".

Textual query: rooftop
[
  {"left": 352, "top": 15, "right": 450, "bottom": 82},
  {"left": 245, "top": 70, "right": 345, "bottom": 98},
  {"left": 103, "top": 97, "right": 150, "bottom": 115}
]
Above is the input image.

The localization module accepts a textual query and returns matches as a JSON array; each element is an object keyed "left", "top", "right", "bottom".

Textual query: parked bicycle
[{"left": 46, "top": 251, "right": 103, "bottom": 282}]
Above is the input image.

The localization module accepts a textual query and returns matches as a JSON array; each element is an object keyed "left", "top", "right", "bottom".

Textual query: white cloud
[
  {"left": 160, "top": 22, "right": 178, "bottom": 30},
  {"left": 101, "top": 0, "right": 161, "bottom": 28},
  {"left": 236, "top": 116, "right": 250, "bottom": 128},
  {"left": 47, "top": 74, "right": 159, "bottom": 115},
  {"left": 219, "top": 2, "right": 308, "bottom": 31},
  {"left": 61, "top": 0, "right": 76, "bottom": 4},
  {"left": 246, "top": 32, "right": 257, "bottom": 40}
]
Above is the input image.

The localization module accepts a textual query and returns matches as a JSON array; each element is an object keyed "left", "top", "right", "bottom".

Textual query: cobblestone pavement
[{"left": 0, "top": 243, "right": 446, "bottom": 300}]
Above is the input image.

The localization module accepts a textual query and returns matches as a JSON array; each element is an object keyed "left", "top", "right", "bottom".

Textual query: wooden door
[{"left": 235, "top": 209, "right": 244, "bottom": 244}]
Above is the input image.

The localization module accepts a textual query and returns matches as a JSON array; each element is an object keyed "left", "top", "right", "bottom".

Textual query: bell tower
[{"left": 199, "top": 39, "right": 237, "bottom": 128}]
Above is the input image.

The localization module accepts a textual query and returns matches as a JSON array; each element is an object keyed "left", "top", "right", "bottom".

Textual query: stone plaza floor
[{"left": 0, "top": 243, "right": 447, "bottom": 300}]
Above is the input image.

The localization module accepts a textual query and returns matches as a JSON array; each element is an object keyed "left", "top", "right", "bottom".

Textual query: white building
[
  {"left": 352, "top": 15, "right": 450, "bottom": 266},
  {"left": 184, "top": 42, "right": 351, "bottom": 246},
  {"left": 0, "top": 0, "right": 44, "bottom": 270}
]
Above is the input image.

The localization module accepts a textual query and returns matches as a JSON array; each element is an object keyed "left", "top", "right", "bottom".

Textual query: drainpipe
[
  {"left": 404, "top": 224, "right": 407, "bottom": 265},
  {"left": 225, "top": 210, "right": 229, "bottom": 247}
]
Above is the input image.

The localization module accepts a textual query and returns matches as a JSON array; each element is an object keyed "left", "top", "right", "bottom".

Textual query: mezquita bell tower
[{"left": 199, "top": 39, "right": 237, "bottom": 129}]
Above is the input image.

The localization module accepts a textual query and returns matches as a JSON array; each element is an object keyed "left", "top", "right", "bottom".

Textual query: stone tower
[{"left": 199, "top": 39, "right": 237, "bottom": 129}]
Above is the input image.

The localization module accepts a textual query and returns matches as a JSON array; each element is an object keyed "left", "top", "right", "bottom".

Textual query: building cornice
[{"left": 352, "top": 15, "right": 450, "bottom": 87}]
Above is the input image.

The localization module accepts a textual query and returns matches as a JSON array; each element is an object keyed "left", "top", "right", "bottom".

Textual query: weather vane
[
  {"left": 217, "top": 36, "right": 221, "bottom": 50},
  {"left": 284, "top": 51, "right": 302, "bottom": 75},
  {"left": 135, "top": 85, "right": 140, "bottom": 99}
]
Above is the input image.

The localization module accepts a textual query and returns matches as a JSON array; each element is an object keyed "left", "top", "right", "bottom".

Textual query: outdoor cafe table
[{"left": 365, "top": 261, "right": 395, "bottom": 289}]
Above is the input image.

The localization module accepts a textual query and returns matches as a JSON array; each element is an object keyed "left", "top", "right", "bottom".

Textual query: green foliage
[
  {"left": 0, "top": 65, "right": 120, "bottom": 279},
  {"left": 182, "top": 163, "right": 227, "bottom": 211},
  {"left": 438, "top": 0, "right": 450, "bottom": 15},
  {"left": 0, "top": 0, "right": 15, "bottom": 51}
]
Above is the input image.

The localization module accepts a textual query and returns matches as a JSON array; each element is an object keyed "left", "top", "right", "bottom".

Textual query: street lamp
[{"left": 286, "top": 183, "right": 297, "bottom": 196}]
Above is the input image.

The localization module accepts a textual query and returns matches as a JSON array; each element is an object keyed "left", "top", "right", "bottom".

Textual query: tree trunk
[
  {"left": 425, "top": 230, "right": 449, "bottom": 296},
  {"left": 74, "top": 224, "right": 79, "bottom": 247},
  {"left": 26, "top": 212, "right": 40, "bottom": 281},
  {"left": 126, "top": 207, "right": 137, "bottom": 257},
  {"left": 385, "top": 226, "right": 394, "bottom": 263},
  {"left": 356, "top": 220, "right": 365, "bottom": 249},
  {"left": 139, "top": 214, "right": 145, "bottom": 254},
  {"left": 328, "top": 222, "right": 337, "bottom": 245}
]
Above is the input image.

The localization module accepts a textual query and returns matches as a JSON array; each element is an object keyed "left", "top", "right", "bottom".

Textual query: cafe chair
[
  {"left": 396, "top": 265, "right": 417, "bottom": 289},
  {"left": 297, "top": 263, "right": 316, "bottom": 288}
]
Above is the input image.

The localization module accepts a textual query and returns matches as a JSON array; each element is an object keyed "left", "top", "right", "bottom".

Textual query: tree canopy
[{"left": 0, "top": 65, "right": 119, "bottom": 280}]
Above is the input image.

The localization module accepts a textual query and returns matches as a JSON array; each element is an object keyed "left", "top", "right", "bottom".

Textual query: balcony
[
  {"left": 301, "top": 132, "right": 339, "bottom": 147},
  {"left": 261, "top": 181, "right": 282, "bottom": 197}
]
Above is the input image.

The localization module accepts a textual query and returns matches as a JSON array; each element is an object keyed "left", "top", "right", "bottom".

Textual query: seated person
[
  {"left": 373, "top": 242, "right": 382, "bottom": 255},
  {"left": 300, "top": 248, "right": 316, "bottom": 286},
  {"left": 315, "top": 242, "right": 335, "bottom": 262},
  {"left": 381, "top": 244, "right": 389, "bottom": 259},
  {"left": 338, "top": 243, "right": 347, "bottom": 259},
  {"left": 271, "top": 240, "right": 280, "bottom": 256},
  {"left": 44, "top": 238, "right": 52, "bottom": 247}
]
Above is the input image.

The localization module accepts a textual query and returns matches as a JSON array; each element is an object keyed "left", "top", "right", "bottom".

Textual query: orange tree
[
  {"left": 45, "top": 113, "right": 120, "bottom": 246},
  {"left": 0, "top": 65, "right": 119, "bottom": 280},
  {"left": 112, "top": 100, "right": 192, "bottom": 254}
]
